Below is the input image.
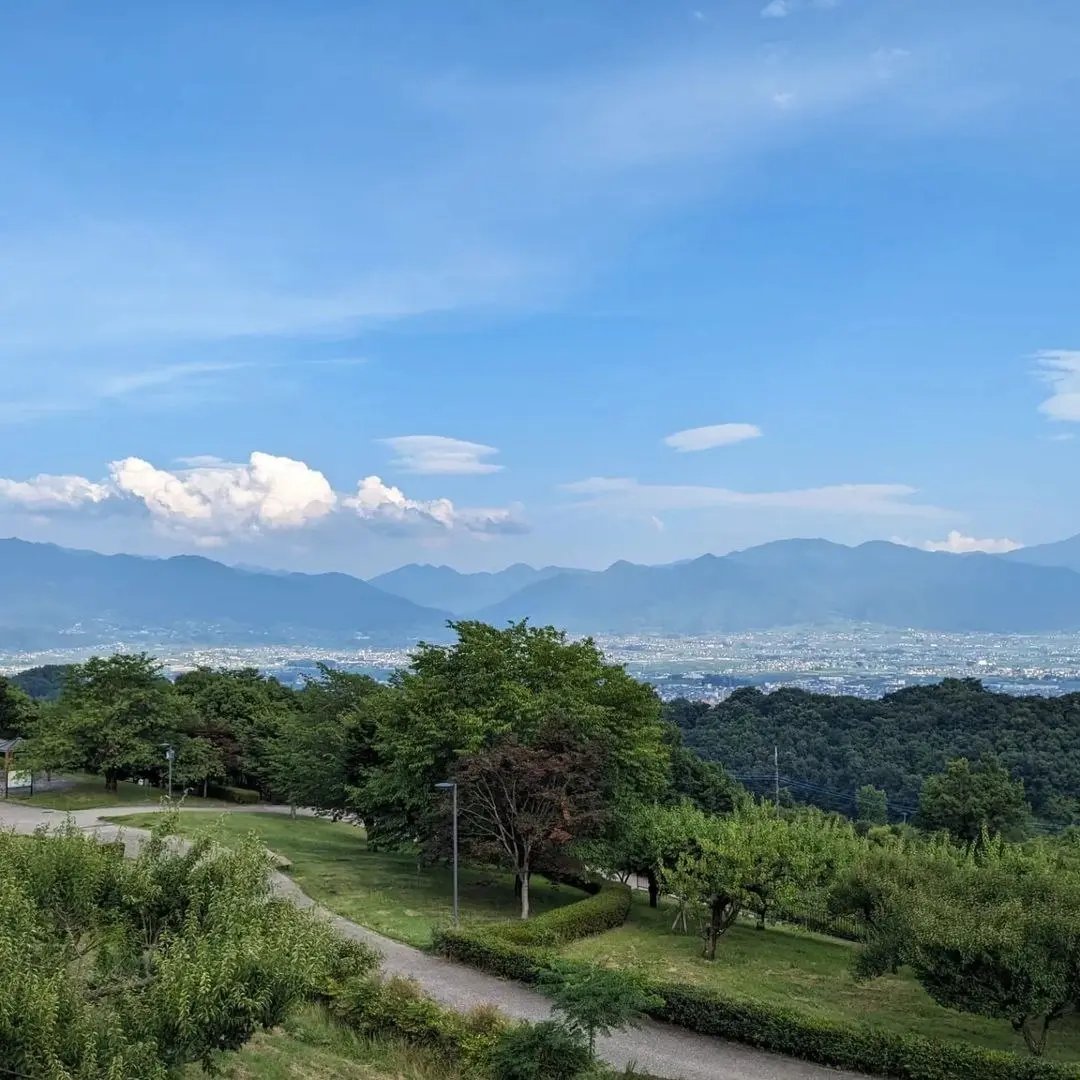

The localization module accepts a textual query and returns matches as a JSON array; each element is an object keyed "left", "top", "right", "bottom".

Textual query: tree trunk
[
  {"left": 703, "top": 893, "right": 739, "bottom": 960},
  {"left": 519, "top": 869, "right": 531, "bottom": 920},
  {"left": 290, "top": 801, "right": 297, "bottom": 820},
  {"left": 202, "top": 778, "right": 208, "bottom": 798},
  {"left": 647, "top": 869, "right": 660, "bottom": 909},
  {"left": 104, "top": 770, "right": 119, "bottom": 794},
  {"left": 514, "top": 873, "right": 523, "bottom": 901}
]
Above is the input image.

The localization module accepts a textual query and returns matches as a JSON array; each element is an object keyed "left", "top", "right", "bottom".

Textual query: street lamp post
[
  {"left": 162, "top": 743, "right": 175, "bottom": 800},
  {"left": 434, "top": 780, "right": 459, "bottom": 925}
]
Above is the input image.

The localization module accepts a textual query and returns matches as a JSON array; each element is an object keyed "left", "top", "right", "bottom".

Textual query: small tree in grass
[
  {"left": 539, "top": 961, "right": 661, "bottom": 1056},
  {"left": 452, "top": 721, "right": 607, "bottom": 920},
  {"left": 490, "top": 1020, "right": 591, "bottom": 1080}
]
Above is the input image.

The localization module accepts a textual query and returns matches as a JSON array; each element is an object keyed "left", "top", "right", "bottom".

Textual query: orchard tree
[
  {"left": 453, "top": 722, "right": 606, "bottom": 919},
  {"left": 27, "top": 653, "right": 189, "bottom": 791},
  {"left": 880, "top": 837, "right": 1080, "bottom": 1055},
  {"left": 917, "top": 757, "right": 1030, "bottom": 842}
]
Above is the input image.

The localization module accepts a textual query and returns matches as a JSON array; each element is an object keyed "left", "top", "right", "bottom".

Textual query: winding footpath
[{"left": 0, "top": 799, "right": 866, "bottom": 1080}]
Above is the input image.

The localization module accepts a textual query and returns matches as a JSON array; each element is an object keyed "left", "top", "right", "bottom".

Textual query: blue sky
[{"left": 1, "top": 0, "right": 1078, "bottom": 575}]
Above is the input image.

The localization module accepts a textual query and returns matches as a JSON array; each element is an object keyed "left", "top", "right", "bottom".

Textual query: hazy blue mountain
[
  {"left": 1004, "top": 534, "right": 1080, "bottom": 574},
  {"left": 479, "top": 539, "right": 1080, "bottom": 634},
  {"left": 0, "top": 538, "right": 449, "bottom": 648},
  {"left": 369, "top": 561, "right": 580, "bottom": 614}
]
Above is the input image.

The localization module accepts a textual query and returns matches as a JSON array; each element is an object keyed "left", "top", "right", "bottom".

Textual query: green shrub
[
  {"left": 433, "top": 925, "right": 549, "bottom": 982},
  {"left": 491, "top": 1020, "right": 591, "bottom": 1080},
  {"left": 495, "top": 884, "right": 631, "bottom": 947},
  {"left": 206, "top": 782, "right": 261, "bottom": 804}
]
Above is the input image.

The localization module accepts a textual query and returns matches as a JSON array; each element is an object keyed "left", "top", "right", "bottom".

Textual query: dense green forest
[
  {"left": 668, "top": 678, "right": 1080, "bottom": 821},
  {"left": 10, "top": 663, "right": 71, "bottom": 701}
]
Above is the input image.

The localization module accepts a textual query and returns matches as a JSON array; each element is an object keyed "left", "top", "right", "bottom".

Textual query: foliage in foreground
[{"left": 0, "top": 814, "right": 362, "bottom": 1078}]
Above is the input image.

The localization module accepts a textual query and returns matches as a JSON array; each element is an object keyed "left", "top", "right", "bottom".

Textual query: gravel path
[{"left": 0, "top": 799, "right": 868, "bottom": 1080}]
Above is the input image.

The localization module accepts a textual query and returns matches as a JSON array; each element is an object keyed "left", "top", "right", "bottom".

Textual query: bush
[
  {"left": 206, "top": 782, "right": 261, "bottom": 804},
  {"left": 491, "top": 1020, "right": 591, "bottom": 1080},
  {"left": 495, "top": 884, "right": 631, "bottom": 947}
]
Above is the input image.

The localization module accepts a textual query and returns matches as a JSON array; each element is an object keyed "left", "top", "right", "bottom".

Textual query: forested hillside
[{"left": 668, "top": 678, "right": 1080, "bottom": 820}]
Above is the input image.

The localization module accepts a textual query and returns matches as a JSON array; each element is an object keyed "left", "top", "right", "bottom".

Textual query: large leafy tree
[
  {"left": 26, "top": 653, "right": 189, "bottom": 791},
  {"left": 359, "top": 621, "right": 670, "bottom": 852},
  {"left": 0, "top": 675, "right": 37, "bottom": 736},
  {"left": 267, "top": 665, "right": 385, "bottom": 816},
  {"left": 916, "top": 757, "right": 1031, "bottom": 842},
  {"left": 174, "top": 666, "right": 299, "bottom": 794},
  {"left": 0, "top": 816, "right": 364, "bottom": 1075}
]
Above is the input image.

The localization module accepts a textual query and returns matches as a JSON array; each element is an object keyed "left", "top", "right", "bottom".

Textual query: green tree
[
  {"left": 359, "top": 621, "right": 670, "bottom": 853},
  {"left": 855, "top": 784, "right": 889, "bottom": 826},
  {"left": 490, "top": 1020, "right": 591, "bottom": 1080},
  {"left": 916, "top": 757, "right": 1031, "bottom": 842},
  {"left": 174, "top": 666, "right": 298, "bottom": 794},
  {"left": 868, "top": 837, "right": 1080, "bottom": 1055},
  {"left": 539, "top": 961, "right": 660, "bottom": 1056},
  {"left": 26, "top": 653, "right": 189, "bottom": 791},
  {"left": 664, "top": 801, "right": 856, "bottom": 958},
  {"left": 0, "top": 675, "right": 37, "bottom": 736},
  {"left": 267, "top": 666, "right": 384, "bottom": 817}
]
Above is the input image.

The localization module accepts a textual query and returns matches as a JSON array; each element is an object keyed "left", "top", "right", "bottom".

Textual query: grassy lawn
[
  {"left": 106, "top": 810, "right": 587, "bottom": 948},
  {"left": 11, "top": 774, "right": 231, "bottom": 811},
  {"left": 561, "top": 895, "right": 1080, "bottom": 1062},
  {"left": 184, "top": 1004, "right": 460, "bottom": 1079}
]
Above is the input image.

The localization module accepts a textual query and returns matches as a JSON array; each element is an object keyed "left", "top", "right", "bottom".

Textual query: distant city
[{"left": 5, "top": 625, "right": 1080, "bottom": 701}]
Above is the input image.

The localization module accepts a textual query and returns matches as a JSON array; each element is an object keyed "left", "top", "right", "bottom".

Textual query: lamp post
[
  {"left": 434, "top": 780, "right": 459, "bottom": 925},
  {"left": 162, "top": 743, "right": 175, "bottom": 800}
]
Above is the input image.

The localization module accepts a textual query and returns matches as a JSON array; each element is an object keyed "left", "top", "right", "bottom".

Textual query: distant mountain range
[
  {"left": 4, "top": 533, "right": 1080, "bottom": 649},
  {"left": 0, "top": 538, "right": 448, "bottom": 649}
]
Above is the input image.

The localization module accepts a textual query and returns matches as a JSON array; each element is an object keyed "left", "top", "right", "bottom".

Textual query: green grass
[
  {"left": 561, "top": 894, "right": 1080, "bottom": 1062},
  {"left": 183, "top": 1003, "right": 461, "bottom": 1079},
  {"left": 106, "top": 811, "right": 587, "bottom": 948},
  {"left": 12, "top": 774, "right": 231, "bottom": 811}
]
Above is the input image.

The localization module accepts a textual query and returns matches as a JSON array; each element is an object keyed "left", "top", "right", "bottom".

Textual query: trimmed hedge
[
  {"left": 205, "top": 783, "right": 261, "bottom": 804},
  {"left": 435, "top": 918, "right": 1080, "bottom": 1080},
  {"left": 494, "top": 883, "right": 631, "bottom": 947}
]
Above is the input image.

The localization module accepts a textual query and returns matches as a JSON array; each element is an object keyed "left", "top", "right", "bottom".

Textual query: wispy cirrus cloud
[
  {"left": 563, "top": 476, "right": 943, "bottom": 517},
  {"left": 663, "top": 423, "right": 762, "bottom": 452},
  {"left": 381, "top": 435, "right": 504, "bottom": 475},
  {"left": 1035, "top": 350, "right": 1080, "bottom": 422}
]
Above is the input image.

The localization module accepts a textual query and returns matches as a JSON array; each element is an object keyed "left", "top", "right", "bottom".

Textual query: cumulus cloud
[
  {"left": 381, "top": 435, "right": 503, "bottom": 475},
  {"left": 1035, "top": 350, "right": 1080, "bottom": 422},
  {"left": 111, "top": 453, "right": 338, "bottom": 540},
  {"left": 344, "top": 476, "right": 524, "bottom": 534},
  {"left": 920, "top": 531, "right": 1022, "bottom": 555},
  {"left": 0, "top": 474, "right": 112, "bottom": 510},
  {"left": 0, "top": 451, "right": 524, "bottom": 544},
  {"left": 563, "top": 476, "right": 941, "bottom": 517},
  {"left": 663, "top": 423, "right": 762, "bottom": 452}
]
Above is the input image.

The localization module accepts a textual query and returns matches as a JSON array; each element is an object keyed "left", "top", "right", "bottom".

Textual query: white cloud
[
  {"left": 111, "top": 453, "right": 339, "bottom": 539},
  {"left": 344, "top": 476, "right": 523, "bottom": 535},
  {"left": 1035, "top": 350, "right": 1080, "bottom": 422},
  {"left": 0, "top": 474, "right": 112, "bottom": 510},
  {"left": 381, "top": 435, "right": 503, "bottom": 475},
  {"left": 563, "top": 476, "right": 942, "bottom": 517},
  {"left": 663, "top": 422, "right": 762, "bottom": 452},
  {"left": 0, "top": 452, "right": 525, "bottom": 544},
  {"left": 920, "top": 531, "right": 1022, "bottom": 555},
  {"left": 761, "top": 0, "right": 793, "bottom": 16}
]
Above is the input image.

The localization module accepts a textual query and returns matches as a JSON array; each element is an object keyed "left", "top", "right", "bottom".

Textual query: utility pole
[{"left": 774, "top": 745, "right": 780, "bottom": 815}]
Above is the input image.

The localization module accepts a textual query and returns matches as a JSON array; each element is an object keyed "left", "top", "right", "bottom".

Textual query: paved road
[{"left": 0, "top": 799, "right": 867, "bottom": 1080}]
